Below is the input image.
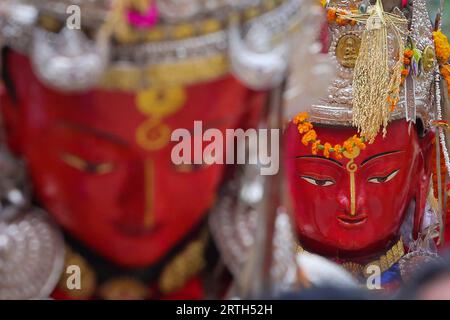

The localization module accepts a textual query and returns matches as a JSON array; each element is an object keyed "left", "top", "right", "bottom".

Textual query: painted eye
[
  {"left": 368, "top": 169, "right": 399, "bottom": 184},
  {"left": 60, "top": 153, "right": 115, "bottom": 174},
  {"left": 300, "top": 176, "right": 335, "bottom": 187}
]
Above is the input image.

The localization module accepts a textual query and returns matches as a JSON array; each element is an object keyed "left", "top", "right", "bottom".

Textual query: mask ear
[{"left": 413, "top": 130, "right": 435, "bottom": 237}]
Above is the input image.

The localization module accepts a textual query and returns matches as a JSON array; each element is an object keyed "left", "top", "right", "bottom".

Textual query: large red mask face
[
  {"left": 0, "top": 51, "right": 263, "bottom": 267},
  {"left": 285, "top": 120, "right": 434, "bottom": 259}
]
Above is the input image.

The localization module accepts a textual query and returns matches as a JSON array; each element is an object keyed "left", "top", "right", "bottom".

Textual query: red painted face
[
  {"left": 285, "top": 120, "right": 433, "bottom": 259},
  {"left": 0, "top": 51, "right": 263, "bottom": 267}
]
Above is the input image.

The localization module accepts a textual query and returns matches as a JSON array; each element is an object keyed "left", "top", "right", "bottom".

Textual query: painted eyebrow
[
  {"left": 57, "top": 120, "right": 130, "bottom": 147},
  {"left": 295, "top": 155, "right": 343, "bottom": 167},
  {"left": 360, "top": 151, "right": 402, "bottom": 167}
]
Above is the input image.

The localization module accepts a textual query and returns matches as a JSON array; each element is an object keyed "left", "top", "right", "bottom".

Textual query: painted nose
[
  {"left": 337, "top": 194, "right": 352, "bottom": 215},
  {"left": 142, "top": 159, "right": 155, "bottom": 228},
  {"left": 338, "top": 191, "right": 366, "bottom": 217},
  {"left": 117, "top": 159, "right": 155, "bottom": 231}
]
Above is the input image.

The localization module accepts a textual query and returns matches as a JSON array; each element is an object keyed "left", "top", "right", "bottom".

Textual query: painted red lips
[{"left": 337, "top": 214, "right": 368, "bottom": 227}]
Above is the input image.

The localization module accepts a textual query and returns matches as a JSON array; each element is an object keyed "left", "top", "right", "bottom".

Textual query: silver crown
[
  {"left": 309, "top": 0, "right": 437, "bottom": 130},
  {"left": 0, "top": 0, "right": 302, "bottom": 91}
]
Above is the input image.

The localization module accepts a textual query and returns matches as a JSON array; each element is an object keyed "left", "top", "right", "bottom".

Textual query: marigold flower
[
  {"left": 433, "top": 31, "right": 450, "bottom": 64},
  {"left": 311, "top": 140, "right": 321, "bottom": 155},
  {"left": 441, "top": 64, "right": 450, "bottom": 77},
  {"left": 323, "top": 143, "right": 332, "bottom": 158},
  {"left": 401, "top": 68, "right": 409, "bottom": 76},
  {"left": 403, "top": 57, "right": 411, "bottom": 65},
  {"left": 351, "top": 135, "right": 366, "bottom": 150},
  {"left": 343, "top": 139, "right": 354, "bottom": 153},
  {"left": 293, "top": 112, "right": 309, "bottom": 125},
  {"left": 294, "top": 109, "right": 367, "bottom": 160},
  {"left": 333, "top": 144, "right": 343, "bottom": 159},
  {"left": 327, "top": 8, "right": 337, "bottom": 22},
  {"left": 297, "top": 122, "right": 313, "bottom": 134},
  {"left": 358, "top": 140, "right": 367, "bottom": 150},
  {"left": 335, "top": 16, "right": 347, "bottom": 26},
  {"left": 301, "top": 130, "right": 317, "bottom": 146},
  {"left": 404, "top": 49, "right": 413, "bottom": 59}
]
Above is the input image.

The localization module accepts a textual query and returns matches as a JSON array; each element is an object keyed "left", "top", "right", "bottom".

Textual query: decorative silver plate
[{"left": 0, "top": 210, "right": 65, "bottom": 299}]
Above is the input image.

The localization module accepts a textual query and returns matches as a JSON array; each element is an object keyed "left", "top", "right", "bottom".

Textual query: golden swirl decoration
[
  {"left": 343, "top": 147, "right": 360, "bottom": 216},
  {"left": 136, "top": 119, "right": 172, "bottom": 150},
  {"left": 135, "top": 86, "right": 186, "bottom": 151},
  {"left": 136, "top": 86, "right": 186, "bottom": 118}
]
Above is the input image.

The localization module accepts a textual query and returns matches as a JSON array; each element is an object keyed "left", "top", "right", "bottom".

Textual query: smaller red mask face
[{"left": 285, "top": 120, "right": 433, "bottom": 259}]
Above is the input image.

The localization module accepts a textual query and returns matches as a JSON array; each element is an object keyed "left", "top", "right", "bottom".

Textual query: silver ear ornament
[
  {"left": 31, "top": 26, "right": 109, "bottom": 92},
  {"left": 156, "top": 0, "right": 202, "bottom": 22},
  {"left": 228, "top": 22, "right": 289, "bottom": 90},
  {"left": 0, "top": 146, "right": 64, "bottom": 300}
]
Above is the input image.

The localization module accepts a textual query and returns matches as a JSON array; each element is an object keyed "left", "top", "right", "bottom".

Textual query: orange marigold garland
[
  {"left": 322, "top": 4, "right": 358, "bottom": 27},
  {"left": 433, "top": 30, "right": 450, "bottom": 95},
  {"left": 293, "top": 112, "right": 366, "bottom": 160},
  {"left": 434, "top": 30, "right": 450, "bottom": 64},
  {"left": 401, "top": 48, "right": 413, "bottom": 85},
  {"left": 431, "top": 139, "right": 450, "bottom": 244}
]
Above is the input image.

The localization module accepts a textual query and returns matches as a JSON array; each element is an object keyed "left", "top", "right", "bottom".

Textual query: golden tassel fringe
[{"left": 343, "top": 0, "right": 408, "bottom": 143}]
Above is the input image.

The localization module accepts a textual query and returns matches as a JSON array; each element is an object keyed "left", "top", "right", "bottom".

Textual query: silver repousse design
[
  {"left": 24, "top": 0, "right": 266, "bottom": 25},
  {"left": 0, "top": 146, "right": 65, "bottom": 300},
  {"left": 0, "top": 0, "right": 301, "bottom": 91},
  {"left": 112, "top": 0, "right": 302, "bottom": 68},
  {"left": 229, "top": 22, "right": 288, "bottom": 90},
  {"left": 0, "top": 146, "right": 31, "bottom": 221},
  {"left": 209, "top": 163, "right": 297, "bottom": 293},
  {"left": 308, "top": 0, "right": 437, "bottom": 129},
  {"left": 408, "top": 0, "right": 436, "bottom": 124},
  {"left": 31, "top": 27, "right": 109, "bottom": 92},
  {"left": 156, "top": 0, "right": 203, "bottom": 21},
  {"left": 0, "top": 210, "right": 65, "bottom": 300},
  {"left": 0, "top": 1, "right": 37, "bottom": 54},
  {"left": 209, "top": 165, "right": 260, "bottom": 278}
]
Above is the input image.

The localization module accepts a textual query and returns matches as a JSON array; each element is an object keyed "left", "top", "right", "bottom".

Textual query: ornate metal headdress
[
  {"left": 309, "top": 0, "right": 437, "bottom": 143},
  {"left": 0, "top": 0, "right": 301, "bottom": 91}
]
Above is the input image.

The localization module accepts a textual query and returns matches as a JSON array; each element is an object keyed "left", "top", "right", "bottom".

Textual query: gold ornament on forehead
[
  {"left": 135, "top": 86, "right": 187, "bottom": 151},
  {"left": 136, "top": 86, "right": 186, "bottom": 117},
  {"left": 343, "top": 146, "right": 360, "bottom": 216}
]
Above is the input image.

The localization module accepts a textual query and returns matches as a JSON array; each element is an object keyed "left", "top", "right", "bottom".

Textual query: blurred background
[{"left": 431, "top": 0, "right": 450, "bottom": 32}]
